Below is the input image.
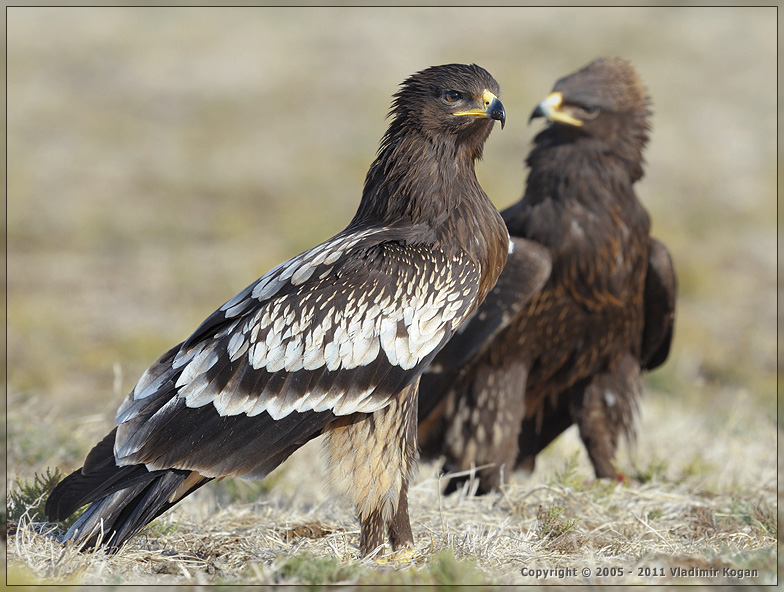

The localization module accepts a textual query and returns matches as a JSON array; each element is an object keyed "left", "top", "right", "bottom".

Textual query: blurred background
[{"left": 7, "top": 6, "right": 777, "bottom": 484}]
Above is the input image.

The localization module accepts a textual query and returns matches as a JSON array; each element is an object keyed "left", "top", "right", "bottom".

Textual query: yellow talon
[{"left": 374, "top": 547, "right": 419, "bottom": 564}]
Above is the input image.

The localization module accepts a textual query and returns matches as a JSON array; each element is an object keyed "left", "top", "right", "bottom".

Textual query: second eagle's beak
[
  {"left": 529, "top": 91, "right": 583, "bottom": 127},
  {"left": 454, "top": 90, "right": 506, "bottom": 129}
]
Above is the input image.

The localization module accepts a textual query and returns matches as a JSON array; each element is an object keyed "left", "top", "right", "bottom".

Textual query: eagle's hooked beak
[
  {"left": 529, "top": 91, "right": 583, "bottom": 127},
  {"left": 453, "top": 90, "right": 506, "bottom": 129}
]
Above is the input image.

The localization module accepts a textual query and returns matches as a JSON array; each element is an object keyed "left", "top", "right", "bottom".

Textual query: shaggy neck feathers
[
  {"left": 524, "top": 117, "right": 648, "bottom": 211},
  {"left": 350, "top": 115, "right": 507, "bottom": 308}
]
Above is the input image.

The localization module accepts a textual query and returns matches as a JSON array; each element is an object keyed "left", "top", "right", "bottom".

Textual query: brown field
[{"left": 6, "top": 6, "right": 778, "bottom": 586}]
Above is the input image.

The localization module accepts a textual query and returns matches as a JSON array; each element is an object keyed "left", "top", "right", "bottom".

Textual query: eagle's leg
[
  {"left": 443, "top": 361, "right": 528, "bottom": 494},
  {"left": 387, "top": 486, "right": 413, "bottom": 549},
  {"left": 575, "top": 381, "right": 620, "bottom": 479},
  {"left": 358, "top": 507, "right": 385, "bottom": 556},
  {"left": 574, "top": 356, "right": 640, "bottom": 480},
  {"left": 516, "top": 382, "right": 581, "bottom": 475},
  {"left": 323, "top": 379, "right": 419, "bottom": 556}
]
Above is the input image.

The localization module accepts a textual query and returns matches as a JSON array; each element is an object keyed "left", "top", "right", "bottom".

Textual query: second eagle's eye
[
  {"left": 443, "top": 90, "right": 462, "bottom": 103},
  {"left": 579, "top": 105, "right": 600, "bottom": 119}
]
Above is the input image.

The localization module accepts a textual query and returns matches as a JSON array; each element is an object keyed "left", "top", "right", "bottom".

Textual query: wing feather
[
  {"left": 423, "top": 237, "right": 551, "bottom": 378},
  {"left": 113, "top": 225, "right": 480, "bottom": 479},
  {"left": 641, "top": 237, "right": 676, "bottom": 369}
]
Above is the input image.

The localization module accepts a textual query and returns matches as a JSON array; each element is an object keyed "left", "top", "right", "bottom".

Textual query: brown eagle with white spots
[
  {"left": 418, "top": 57, "right": 676, "bottom": 493},
  {"left": 45, "top": 63, "right": 509, "bottom": 555}
]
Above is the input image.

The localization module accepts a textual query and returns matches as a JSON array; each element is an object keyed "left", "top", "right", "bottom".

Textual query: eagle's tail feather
[
  {"left": 45, "top": 428, "right": 210, "bottom": 552},
  {"left": 63, "top": 469, "right": 208, "bottom": 551}
]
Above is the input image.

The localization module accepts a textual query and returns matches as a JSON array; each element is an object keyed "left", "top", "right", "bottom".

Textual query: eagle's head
[
  {"left": 530, "top": 57, "right": 651, "bottom": 179},
  {"left": 387, "top": 63, "right": 506, "bottom": 160}
]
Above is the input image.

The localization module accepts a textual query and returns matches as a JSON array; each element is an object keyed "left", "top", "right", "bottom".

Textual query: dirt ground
[{"left": 6, "top": 5, "right": 778, "bottom": 586}]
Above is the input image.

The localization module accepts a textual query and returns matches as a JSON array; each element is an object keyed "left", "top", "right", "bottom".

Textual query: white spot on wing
[
  {"left": 302, "top": 345, "right": 326, "bottom": 370},
  {"left": 394, "top": 333, "right": 415, "bottom": 369},
  {"left": 379, "top": 317, "right": 398, "bottom": 366},
  {"left": 251, "top": 342, "right": 268, "bottom": 369},
  {"left": 283, "top": 339, "right": 305, "bottom": 371},
  {"left": 252, "top": 276, "right": 281, "bottom": 301},
  {"left": 265, "top": 341, "right": 287, "bottom": 373},
  {"left": 154, "top": 236, "right": 482, "bottom": 421},
  {"left": 323, "top": 250, "right": 342, "bottom": 265},
  {"left": 291, "top": 263, "right": 316, "bottom": 286},
  {"left": 227, "top": 332, "right": 246, "bottom": 361},
  {"left": 176, "top": 347, "right": 219, "bottom": 389},
  {"left": 182, "top": 375, "right": 216, "bottom": 408},
  {"left": 224, "top": 298, "right": 252, "bottom": 318},
  {"left": 324, "top": 341, "right": 341, "bottom": 371},
  {"left": 331, "top": 386, "right": 376, "bottom": 415},
  {"left": 604, "top": 390, "right": 617, "bottom": 406},
  {"left": 352, "top": 335, "right": 380, "bottom": 367},
  {"left": 134, "top": 366, "right": 172, "bottom": 400}
]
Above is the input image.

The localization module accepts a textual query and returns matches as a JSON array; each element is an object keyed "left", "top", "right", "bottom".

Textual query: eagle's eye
[
  {"left": 443, "top": 90, "right": 463, "bottom": 103},
  {"left": 579, "top": 105, "right": 600, "bottom": 119}
]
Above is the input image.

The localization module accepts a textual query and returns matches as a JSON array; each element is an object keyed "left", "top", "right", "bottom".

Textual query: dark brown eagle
[
  {"left": 418, "top": 57, "right": 676, "bottom": 493},
  {"left": 45, "top": 63, "right": 509, "bottom": 556}
]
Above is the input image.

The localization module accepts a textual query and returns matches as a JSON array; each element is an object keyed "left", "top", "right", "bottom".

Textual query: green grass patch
[
  {"left": 272, "top": 553, "right": 360, "bottom": 585},
  {"left": 260, "top": 548, "right": 495, "bottom": 587},
  {"left": 548, "top": 452, "right": 586, "bottom": 490},
  {"left": 629, "top": 456, "right": 669, "bottom": 484},
  {"left": 719, "top": 498, "right": 777, "bottom": 538},
  {"left": 210, "top": 468, "right": 286, "bottom": 505},
  {"left": 536, "top": 504, "right": 579, "bottom": 540},
  {"left": 7, "top": 468, "right": 84, "bottom": 532},
  {"left": 678, "top": 454, "right": 713, "bottom": 481},
  {"left": 425, "top": 549, "right": 492, "bottom": 587},
  {"left": 140, "top": 520, "right": 180, "bottom": 540},
  {"left": 356, "top": 549, "right": 493, "bottom": 587}
]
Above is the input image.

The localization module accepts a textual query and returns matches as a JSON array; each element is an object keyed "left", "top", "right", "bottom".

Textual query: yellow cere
[
  {"left": 453, "top": 89, "right": 501, "bottom": 118},
  {"left": 539, "top": 91, "right": 583, "bottom": 127}
]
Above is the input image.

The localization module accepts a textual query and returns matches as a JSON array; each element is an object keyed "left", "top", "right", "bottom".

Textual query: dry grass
[
  {"left": 6, "top": 5, "right": 778, "bottom": 587},
  {"left": 7, "top": 386, "right": 778, "bottom": 585}
]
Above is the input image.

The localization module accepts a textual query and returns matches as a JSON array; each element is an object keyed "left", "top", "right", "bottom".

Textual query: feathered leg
[
  {"left": 574, "top": 354, "right": 640, "bottom": 479},
  {"left": 387, "top": 487, "right": 413, "bottom": 549},
  {"left": 323, "top": 379, "right": 419, "bottom": 556},
  {"left": 517, "top": 384, "right": 578, "bottom": 474},
  {"left": 441, "top": 360, "right": 528, "bottom": 494}
]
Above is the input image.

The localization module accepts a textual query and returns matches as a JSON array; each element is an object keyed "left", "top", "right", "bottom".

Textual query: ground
[
  {"left": 6, "top": 5, "right": 779, "bottom": 587},
  {"left": 7, "top": 385, "right": 778, "bottom": 585}
]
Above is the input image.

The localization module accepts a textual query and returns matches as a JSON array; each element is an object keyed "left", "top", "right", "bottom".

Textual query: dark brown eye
[{"left": 443, "top": 90, "right": 462, "bottom": 103}]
